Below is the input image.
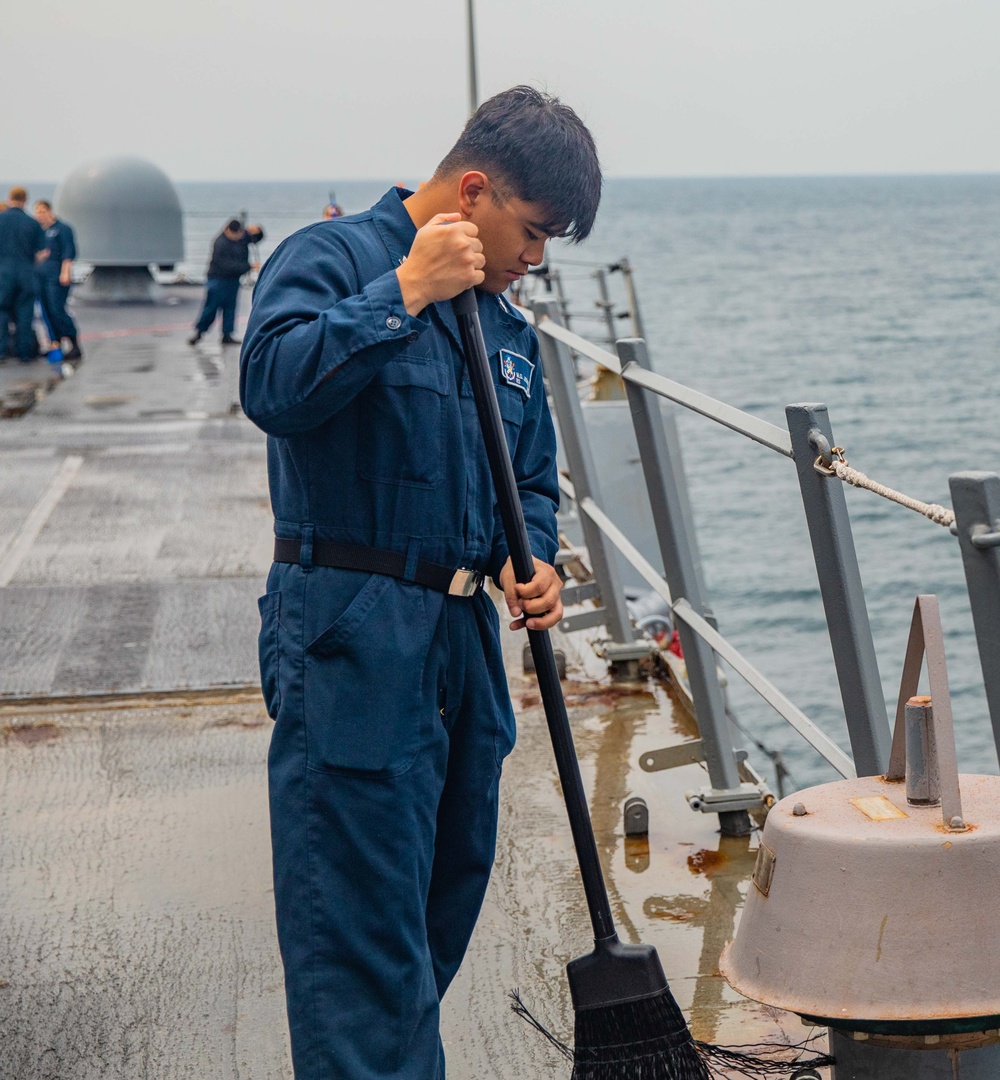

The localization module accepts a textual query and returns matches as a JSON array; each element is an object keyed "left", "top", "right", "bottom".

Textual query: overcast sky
[{"left": 3, "top": 0, "right": 998, "bottom": 183}]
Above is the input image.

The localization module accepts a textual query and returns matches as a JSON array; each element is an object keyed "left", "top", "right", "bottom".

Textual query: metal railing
[
  {"left": 527, "top": 297, "right": 899, "bottom": 831},
  {"left": 949, "top": 473, "right": 1000, "bottom": 760}
]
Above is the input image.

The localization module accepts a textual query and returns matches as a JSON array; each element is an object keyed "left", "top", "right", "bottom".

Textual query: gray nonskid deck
[
  {"left": 0, "top": 308, "right": 819, "bottom": 1078},
  {"left": 0, "top": 703, "right": 289, "bottom": 1080},
  {"left": 0, "top": 308, "right": 270, "bottom": 701}
]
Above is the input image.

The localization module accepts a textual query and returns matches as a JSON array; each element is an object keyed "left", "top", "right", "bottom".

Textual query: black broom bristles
[
  {"left": 511, "top": 989, "right": 707, "bottom": 1078},
  {"left": 511, "top": 991, "right": 834, "bottom": 1079},
  {"left": 572, "top": 990, "right": 711, "bottom": 1080}
]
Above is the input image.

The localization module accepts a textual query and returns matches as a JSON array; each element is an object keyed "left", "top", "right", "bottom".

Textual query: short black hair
[
  {"left": 226, "top": 218, "right": 242, "bottom": 232},
  {"left": 434, "top": 86, "right": 602, "bottom": 243}
]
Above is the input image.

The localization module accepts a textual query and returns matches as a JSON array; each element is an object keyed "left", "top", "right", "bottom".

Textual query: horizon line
[{"left": 8, "top": 169, "right": 1000, "bottom": 187}]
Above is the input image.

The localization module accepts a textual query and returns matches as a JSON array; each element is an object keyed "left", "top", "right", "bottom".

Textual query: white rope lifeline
[{"left": 829, "top": 459, "right": 955, "bottom": 528}]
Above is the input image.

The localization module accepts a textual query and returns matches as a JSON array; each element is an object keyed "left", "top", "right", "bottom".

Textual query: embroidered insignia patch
[{"left": 498, "top": 349, "right": 534, "bottom": 398}]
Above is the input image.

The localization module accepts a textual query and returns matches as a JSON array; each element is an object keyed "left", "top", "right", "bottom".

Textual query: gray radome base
[{"left": 75, "top": 266, "right": 163, "bottom": 304}]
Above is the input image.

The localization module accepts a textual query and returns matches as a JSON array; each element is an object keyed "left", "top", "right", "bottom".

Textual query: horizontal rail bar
[
  {"left": 525, "top": 307, "right": 791, "bottom": 455},
  {"left": 561, "top": 476, "right": 855, "bottom": 777},
  {"left": 559, "top": 475, "right": 672, "bottom": 605},
  {"left": 671, "top": 600, "right": 856, "bottom": 779},
  {"left": 538, "top": 318, "right": 623, "bottom": 375},
  {"left": 621, "top": 364, "right": 793, "bottom": 457}
]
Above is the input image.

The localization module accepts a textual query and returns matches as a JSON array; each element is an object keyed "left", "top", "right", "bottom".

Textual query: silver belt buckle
[{"left": 448, "top": 568, "right": 484, "bottom": 597}]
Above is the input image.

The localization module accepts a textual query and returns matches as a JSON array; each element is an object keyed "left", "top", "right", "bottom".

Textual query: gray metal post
[
  {"left": 948, "top": 471, "right": 1000, "bottom": 766},
  {"left": 786, "top": 404, "right": 891, "bottom": 776},
  {"left": 619, "top": 337, "right": 752, "bottom": 835},
  {"left": 617, "top": 257, "right": 646, "bottom": 341},
  {"left": 905, "top": 697, "right": 940, "bottom": 805},
  {"left": 465, "top": 0, "right": 478, "bottom": 116},
  {"left": 614, "top": 334, "right": 708, "bottom": 614},
  {"left": 550, "top": 269, "right": 573, "bottom": 335},
  {"left": 531, "top": 301, "right": 648, "bottom": 676},
  {"left": 593, "top": 268, "right": 618, "bottom": 346}
]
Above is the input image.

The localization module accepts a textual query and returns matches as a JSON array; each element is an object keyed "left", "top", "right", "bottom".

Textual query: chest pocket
[
  {"left": 357, "top": 358, "right": 451, "bottom": 489},
  {"left": 495, "top": 382, "right": 526, "bottom": 455}
]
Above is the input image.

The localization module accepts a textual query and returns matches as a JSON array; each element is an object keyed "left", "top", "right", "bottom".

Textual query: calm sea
[
  {"left": 569, "top": 176, "right": 1000, "bottom": 791},
  {"left": 24, "top": 174, "right": 1000, "bottom": 789}
]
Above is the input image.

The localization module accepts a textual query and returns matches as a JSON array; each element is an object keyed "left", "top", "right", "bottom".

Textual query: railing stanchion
[
  {"left": 531, "top": 301, "right": 649, "bottom": 678},
  {"left": 948, "top": 471, "right": 1000, "bottom": 768},
  {"left": 593, "top": 268, "right": 618, "bottom": 347},
  {"left": 617, "top": 257, "right": 646, "bottom": 342},
  {"left": 618, "top": 336, "right": 752, "bottom": 835},
  {"left": 786, "top": 403, "right": 890, "bottom": 776}
]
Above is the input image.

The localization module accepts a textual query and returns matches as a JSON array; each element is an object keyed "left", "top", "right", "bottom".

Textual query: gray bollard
[{"left": 905, "top": 696, "right": 940, "bottom": 806}]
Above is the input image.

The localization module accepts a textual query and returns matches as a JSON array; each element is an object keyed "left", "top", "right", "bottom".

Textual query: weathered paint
[{"left": 722, "top": 773, "right": 1000, "bottom": 1022}]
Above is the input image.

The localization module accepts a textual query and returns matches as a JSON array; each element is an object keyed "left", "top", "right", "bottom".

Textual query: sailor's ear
[{"left": 457, "top": 171, "right": 489, "bottom": 216}]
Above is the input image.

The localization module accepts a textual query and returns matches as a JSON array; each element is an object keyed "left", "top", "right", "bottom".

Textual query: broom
[{"left": 452, "top": 288, "right": 710, "bottom": 1079}]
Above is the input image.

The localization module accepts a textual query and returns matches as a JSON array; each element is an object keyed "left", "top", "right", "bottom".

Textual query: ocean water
[
  {"left": 23, "top": 173, "right": 1000, "bottom": 789},
  {"left": 551, "top": 175, "right": 1000, "bottom": 790}
]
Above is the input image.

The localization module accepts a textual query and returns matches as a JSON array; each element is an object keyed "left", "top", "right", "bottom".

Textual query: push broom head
[{"left": 568, "top": 937, "right": 710, "bottom": 1080}]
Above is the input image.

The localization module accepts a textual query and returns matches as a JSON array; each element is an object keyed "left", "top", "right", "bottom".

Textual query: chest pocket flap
[
  {"left": 358, "top": 358, "right": 451, "bottom": 489},
  {"left": 375, "top": 359, "right": 451, "bottom": 393}
]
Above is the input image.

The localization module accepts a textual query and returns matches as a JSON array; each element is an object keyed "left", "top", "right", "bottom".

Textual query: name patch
[{"left": 498, "top": 349, "right": 534, "bottom": 398}]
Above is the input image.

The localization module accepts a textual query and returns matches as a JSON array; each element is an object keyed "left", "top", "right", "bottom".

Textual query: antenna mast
[{"left": 466, "top": 0, "right": 479, "bottom": 116}]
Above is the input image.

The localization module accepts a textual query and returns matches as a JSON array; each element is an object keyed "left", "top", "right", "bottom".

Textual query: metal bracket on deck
[
  {"left": 560, "top": 608, "right": 610, "bottom": 633},
  {"left": 640, "top": 740, "right": 705, "bottom": 773},
  {"left": 560, "top": 581, "right": 601, "bottom": 606},
  {"left": 641, "top": 742, "right": 773, "bottom": 813},
  {"left": 597, "top": 640, "right": 656, "bottom": 662},
  {"left": 684, "top": 782, "right": 769, "bottom": 815}
]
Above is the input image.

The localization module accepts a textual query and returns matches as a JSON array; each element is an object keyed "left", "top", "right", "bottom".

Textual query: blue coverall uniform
[
  {"left": 240, "top": 187, "right": 559, "bottom": 1080},
  {"left": 37, "top": 218, "right": 80, "bottom": 344},
  {"left": 195, "top": 226, "right": 264, "bottom": 338},
  {"left": 0, "top": 207, "right": 46, "bottom": 360}
]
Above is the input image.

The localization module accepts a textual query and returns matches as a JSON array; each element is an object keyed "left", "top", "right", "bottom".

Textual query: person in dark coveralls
[
  {"left": 0, "top": 187, "right": 48, "bottom": 361},
  {"left": 240, "top": 86, "right": 601, "bottom": 1080},
  {"left": 34, "top": 200, "right": 83, "bottom": 361},
  {"left": 189, "top": 218, "right": 264, "bottom": 346}
]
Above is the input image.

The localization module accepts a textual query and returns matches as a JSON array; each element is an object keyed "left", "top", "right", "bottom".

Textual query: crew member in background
[
  {"left": 241, "top": 86, "right": 601, "bottom": 1080},
  {"left": 189, "top": 218, "right": 264, "bottom": 346},
  {"left": 322, "top": 192, "right": 343, "bottom": 219},
  {"left": 0, "top": 187, "right": 48, "bottom": 362},
  {"left": 34, "top": 200, "right": 83, "bottom": 362}
]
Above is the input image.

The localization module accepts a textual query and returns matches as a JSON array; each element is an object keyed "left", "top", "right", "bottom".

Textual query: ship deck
[{"left": 0, "top": 291, "right": 825, "bottom": 1077}]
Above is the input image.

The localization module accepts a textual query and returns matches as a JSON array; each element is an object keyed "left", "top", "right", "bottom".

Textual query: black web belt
[{"left": 272, "top": 538, "right": 485, "bottom": 598}]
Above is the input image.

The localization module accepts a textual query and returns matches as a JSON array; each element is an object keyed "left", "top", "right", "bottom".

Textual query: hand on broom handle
[{"left": 451, "top": 288, "right": 616, "bottom": 943}]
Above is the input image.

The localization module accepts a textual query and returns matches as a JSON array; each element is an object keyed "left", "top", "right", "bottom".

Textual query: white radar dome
[{"left": 55, "top": 156, "right": 184, "bottom": 268}]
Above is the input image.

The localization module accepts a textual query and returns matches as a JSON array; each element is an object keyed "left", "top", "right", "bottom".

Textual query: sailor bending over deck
[{"left": 240, "top": 86, "right": 601, "bottom": 1080}]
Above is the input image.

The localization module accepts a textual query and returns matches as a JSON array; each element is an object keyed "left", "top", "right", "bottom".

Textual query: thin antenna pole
[{"left": 466, "top": 0, "right": 479, "bottom": 116}]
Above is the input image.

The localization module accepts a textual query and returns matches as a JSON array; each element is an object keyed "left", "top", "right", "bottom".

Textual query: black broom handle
[{"left": 452, "top": 288, "right": 616, "bottom": 942}]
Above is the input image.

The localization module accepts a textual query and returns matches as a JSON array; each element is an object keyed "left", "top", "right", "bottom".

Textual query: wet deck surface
[
  {"left": 0, "top": 286, "right": 267, "bottom": 700},
  {"left": 0, "top": 298, "right": 822, "bottom": 1077}
]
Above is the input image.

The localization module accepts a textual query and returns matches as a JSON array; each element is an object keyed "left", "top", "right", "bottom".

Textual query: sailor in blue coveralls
[
  {"left": 241, "top": 86, "right": 602, "bottom": 1080},
  {"left": 34, "top": 200, "right": 83, "bottom": 361},
  {"left": 0, "top": 187, "right": 48, "bottom": 361}
]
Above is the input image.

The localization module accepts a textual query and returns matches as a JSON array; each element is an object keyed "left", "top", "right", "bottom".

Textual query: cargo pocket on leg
[
  {"left": 257, "top": 591, "right": 282, "bottom": 720},
  {"left": 304, "top": 577, "right": 431, "bottom": 777}
]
